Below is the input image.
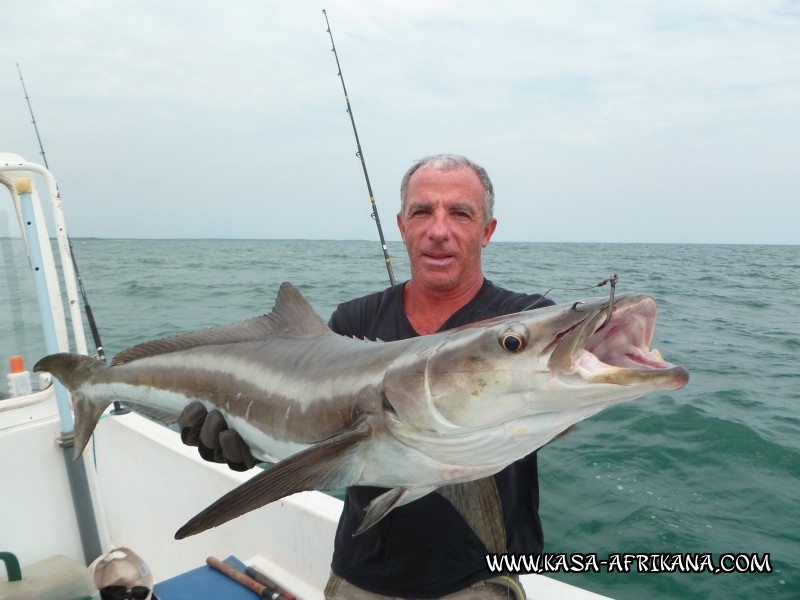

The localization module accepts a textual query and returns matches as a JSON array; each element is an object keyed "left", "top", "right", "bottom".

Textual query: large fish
[{"left": 35, "top": 282, "right": 688, "bottom": 545}]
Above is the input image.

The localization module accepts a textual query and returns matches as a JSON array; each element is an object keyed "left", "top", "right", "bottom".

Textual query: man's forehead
[
  {"left": 406, "top": 168, "right": 483, "bottom": 197},
  {"left": 409, "top": 165, "right": 479, "bottom": 184}
]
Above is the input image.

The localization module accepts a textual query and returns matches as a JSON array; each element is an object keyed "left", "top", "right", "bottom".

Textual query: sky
[{"left": 1, "top": 0, "right": 798, "bottom": 244}]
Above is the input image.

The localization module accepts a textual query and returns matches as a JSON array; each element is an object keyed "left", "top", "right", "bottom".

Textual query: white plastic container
[{"left": 6, "top": 355, "right": 33, "bottom": 397}]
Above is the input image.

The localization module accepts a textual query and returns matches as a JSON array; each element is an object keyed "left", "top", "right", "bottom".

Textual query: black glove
[{"left": 178, "top": 401, "right": 258, "bottom": 472}]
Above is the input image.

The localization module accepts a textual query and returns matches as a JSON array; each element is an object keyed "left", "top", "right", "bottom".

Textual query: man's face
[{"left": 397, "top": 166, "right": 497, "bottom": 293}]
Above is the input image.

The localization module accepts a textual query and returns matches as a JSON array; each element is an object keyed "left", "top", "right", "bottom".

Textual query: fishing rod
[
  {"left": 17, "top": 63, "right": 109, "bottom": 565},
  {"left": 16, "top": 64, "right": 128, "bottom": 414},
  {"left": 322, "top": 10, "right": 396, "bottom": 286},
  {"left": 16, "top": 63, "right": 49, "bottom": 168}
]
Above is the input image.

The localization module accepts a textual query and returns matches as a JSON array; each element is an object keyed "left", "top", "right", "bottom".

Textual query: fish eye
[{"left": 498, "top": 325, "right": 527, "bottom": 353}]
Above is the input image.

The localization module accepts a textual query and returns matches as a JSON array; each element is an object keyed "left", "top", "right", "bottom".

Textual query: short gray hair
[{"left": 399, "top": 154, "right": 495, "bottom": 224}]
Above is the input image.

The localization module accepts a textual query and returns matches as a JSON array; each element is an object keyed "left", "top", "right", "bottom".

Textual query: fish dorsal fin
[{"left": 112, "top": 282, "right": 330, "bottom": 365}]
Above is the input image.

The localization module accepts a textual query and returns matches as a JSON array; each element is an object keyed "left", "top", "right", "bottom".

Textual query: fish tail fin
[{"left": 34, "top": 353, "right": 111, "bottom": 459}]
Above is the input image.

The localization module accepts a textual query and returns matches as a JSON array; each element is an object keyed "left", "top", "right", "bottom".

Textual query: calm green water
[{"left": 3, "top": 239, "right": 798, "bottom": 598}]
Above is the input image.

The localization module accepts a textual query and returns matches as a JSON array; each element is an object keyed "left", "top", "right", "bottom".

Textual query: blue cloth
[{"left": 153, "top": 556, "right": 259, "bottom": 600}]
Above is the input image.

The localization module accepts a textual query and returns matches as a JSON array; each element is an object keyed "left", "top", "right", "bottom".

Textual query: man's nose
[{"left": 427, "top": 210, "right": 451, "bottom": 240}]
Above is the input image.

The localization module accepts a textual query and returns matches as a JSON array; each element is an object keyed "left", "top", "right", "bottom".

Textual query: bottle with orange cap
[{"left": 7, "top": 355, "right": 33, "bottom": 398}]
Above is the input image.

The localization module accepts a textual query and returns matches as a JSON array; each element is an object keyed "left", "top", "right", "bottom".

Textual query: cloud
[{"left": 2, "top": 0, "right": 798, "bottom": 243}]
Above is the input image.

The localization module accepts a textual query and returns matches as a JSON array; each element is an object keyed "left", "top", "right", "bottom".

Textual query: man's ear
[
  {"left": 482, "top": 218, "right": 497, "bottom": 248},
  {"left": 397, "top": 213, "right": 407, "bottom": 244}
]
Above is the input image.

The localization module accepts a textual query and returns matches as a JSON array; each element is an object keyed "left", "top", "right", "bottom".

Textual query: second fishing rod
[
  {"left": 323, "top": 9, "right": 396, "bottom": 287},
  {"left": 17, "top": 63, "right": 128, "bottom": 416}
]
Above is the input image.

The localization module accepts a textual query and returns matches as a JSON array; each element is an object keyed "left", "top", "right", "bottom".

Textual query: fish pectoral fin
[
  {"left": 174, "top": 420, "right": 371, "bottom": 539},
  {"left": 437, "top": 478, "right": 507, "bottom": 555},
  {"left": 355, "top": 486, "right": 437, "bottom": 536}
]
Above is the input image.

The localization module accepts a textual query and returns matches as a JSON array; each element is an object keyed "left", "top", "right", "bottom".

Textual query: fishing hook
[
  {"left": 525, "top": 273, "right": 620, "bottom": 322},
  {"left": 595, "top": 273, "right": 618, "bottom": 331}
]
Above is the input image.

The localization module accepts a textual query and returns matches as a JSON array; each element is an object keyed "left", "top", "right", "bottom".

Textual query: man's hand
[{"left": 178, "top": 401, "right": 258, "bottom": 472}]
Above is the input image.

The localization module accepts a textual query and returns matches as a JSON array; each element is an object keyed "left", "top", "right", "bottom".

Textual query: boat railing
[
  {"left": 0, "top": 152, "right": 105, "bottom": 565},
  {"left": 0, "top": 153, "right": 88, "bottom": 425}
]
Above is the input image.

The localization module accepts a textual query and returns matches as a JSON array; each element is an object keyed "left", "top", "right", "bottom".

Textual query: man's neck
[{"left": 403, "top": 275, "right": 485, "bottom": 335}]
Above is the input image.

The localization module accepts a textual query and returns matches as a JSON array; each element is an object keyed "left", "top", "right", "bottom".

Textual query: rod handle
[{"left": 206, "top": 556, "right": 271, "bottom": 598}]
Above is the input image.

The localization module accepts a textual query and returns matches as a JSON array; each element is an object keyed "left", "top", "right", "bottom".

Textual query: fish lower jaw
[{"left": 570, "top": 361, "right": 690, "bottom": 390}]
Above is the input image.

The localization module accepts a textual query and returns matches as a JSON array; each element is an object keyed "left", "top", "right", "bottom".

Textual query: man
[{"left": 180, "top": 155, "right": 553, "bottom": 599}]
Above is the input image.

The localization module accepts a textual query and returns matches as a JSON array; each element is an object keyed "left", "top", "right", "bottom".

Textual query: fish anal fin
[
  {"left": 437, "top": 478, "right": 507, "bottom": 555},
  {"left": 355, "top": 486, "right": 437, "bottom": 535},
  {"left": 113, "top": 282, "right": 330, "bottom": 365},
  {"left": 174, "top": 419, "right": 371, "bottom": 539},
  {"left": 128, "top": 404, "right": 179, "bottom": 428}
]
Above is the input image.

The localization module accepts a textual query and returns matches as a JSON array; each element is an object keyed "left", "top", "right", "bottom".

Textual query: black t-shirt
[{"left": 328, "top": 279, "right": 554, "bottom": 597}]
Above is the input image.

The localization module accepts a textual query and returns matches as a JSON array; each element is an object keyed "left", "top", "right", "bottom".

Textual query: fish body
[{"left": 35, "top": 282, "right": 688, "bottom": 540}]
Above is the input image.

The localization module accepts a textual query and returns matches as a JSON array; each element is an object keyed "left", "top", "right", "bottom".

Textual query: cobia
[{"left": 35, "top": 282, "right": 688, "bottom": 542}]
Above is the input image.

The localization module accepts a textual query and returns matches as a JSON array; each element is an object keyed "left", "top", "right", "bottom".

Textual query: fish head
[{"left": 383, "top": 293, "right": 688, "bottom": 433}]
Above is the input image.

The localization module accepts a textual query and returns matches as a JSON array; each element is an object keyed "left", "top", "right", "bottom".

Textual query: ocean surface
[{"left": 2, "top": 238, "right": 798, "bottom": 599}]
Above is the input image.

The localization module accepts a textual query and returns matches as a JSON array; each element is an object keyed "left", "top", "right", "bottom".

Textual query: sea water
[{"left": 2, "top": 238, "right": 798, "bottom": 599}]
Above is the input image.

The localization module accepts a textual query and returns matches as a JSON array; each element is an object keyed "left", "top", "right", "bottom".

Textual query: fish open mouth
[{"left": 553, "top": 294, "right": 689, "bottom": 389}]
